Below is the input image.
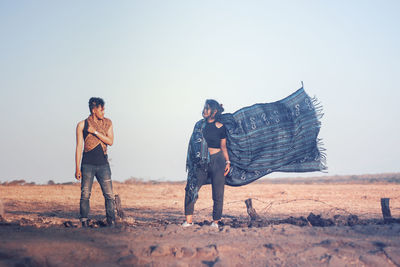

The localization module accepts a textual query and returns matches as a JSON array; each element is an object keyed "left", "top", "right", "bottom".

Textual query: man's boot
[
  {"left": 107, "top": 217, "right": 116, "bottom": 228},
  {"left": 81, "top": 220, "right": 89, "bottom": 228}
]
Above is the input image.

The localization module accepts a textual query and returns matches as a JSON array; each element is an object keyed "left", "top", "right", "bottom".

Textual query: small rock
[
  {"left": 172, "top": 247, "right": 181, "bottom": 258},
  {"left": 347, "top": 215, "right": 359, "bottom": 226},
  {"left": 150, "top": 244, "right": 171, "bottom": 257},
  {"left": 196, "top": 245, "right": 218, "bottom": 258},
  {"left": 280, "top": 216, "right": 309, "bottom": 226},
  {"left": 180, "top": 247, "right": 196, "bottom": 258},
  {"left": 319, "top": 253, "right": 332, "bottom": 263},
  {"left": 220, "top": 226, "right": 230, "bottom": 233},
  {"left": 63, "top": 221, "right": 77, "bottom": 228},
  {"left": 263, "top": 243, "right": 284, "bottom": 256},
  {"left": 359, "top": 253, "right": 388, "bottom": 266},
  {"left": 19, "top": 218, "right": 33, "bottom": 226},
  {"left": 333, "top": 215, "right": 348, "bottom": 226},
  {"left": 123, "top": 216, "right": 135, "bottom": 224},
  {"left": 328, "top": 255, "right": 349, "bottom": 266},
  {"left": 307, "top": 213, "right": 334, "bottom": 227},
  {"left": 314, "top": 239, "right": 333, "bottom": 248},
  {"left": 199, "top": 220, "right": 211, "bottom": 227},
  {"left": 202, "top": 257, "right": 220, "bottom": 267},
  {"left": 118, "top": 255, "right": 139, "bottom": 266},
  {"left": 372, "top": 241, "right": 386, "bottom": 249}
]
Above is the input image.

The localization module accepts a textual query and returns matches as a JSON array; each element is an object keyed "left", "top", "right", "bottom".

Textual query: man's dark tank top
[
  {"left": 203, "top": 121, "right": 227, "bottom": 148},
  {"left": 82, "top": 120, "right": 108, "bottom": 165}
]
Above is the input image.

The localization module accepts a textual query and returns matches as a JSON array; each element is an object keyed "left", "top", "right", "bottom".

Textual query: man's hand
[
  {"left": 87, "top": 126, "right": 96, "bottom": 134},
  {"left": 75, "top": 170, "right": 82, "bottom": 180},
  {"left": 224, "top": 163, "right": 230, "bottom": 176}
]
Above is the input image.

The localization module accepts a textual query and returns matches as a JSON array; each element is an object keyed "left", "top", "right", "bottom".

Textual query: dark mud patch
[
  {"left": 1, "top": 212, "right": 399, "bottom": 229},
  {"left": 213, "top": 213, "right": 400, "bottom": 228}
]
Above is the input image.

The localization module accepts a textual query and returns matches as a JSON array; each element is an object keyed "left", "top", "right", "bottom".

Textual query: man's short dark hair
[{"left": 89, "top": 97, "right": 105, "bottom": 113}]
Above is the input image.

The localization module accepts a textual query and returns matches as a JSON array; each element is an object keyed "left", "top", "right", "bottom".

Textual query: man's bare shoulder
[
  {"left": 215, "top": 122, "right": 223, "bottom": 128},
  {"left": 76, "top": 120, "right": 85, "bottom": 129},
  {"left": 104, "top": 117, "right": 113, "bottom": 127}
]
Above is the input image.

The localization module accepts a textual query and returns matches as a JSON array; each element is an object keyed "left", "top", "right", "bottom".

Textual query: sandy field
[{"left": 1, "top": 181, "right": 400, "bottom": 267}]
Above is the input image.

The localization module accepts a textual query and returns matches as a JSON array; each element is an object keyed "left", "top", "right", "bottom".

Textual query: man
[{"left": 75, "top": 97, "right": 115, "bottom": 227}]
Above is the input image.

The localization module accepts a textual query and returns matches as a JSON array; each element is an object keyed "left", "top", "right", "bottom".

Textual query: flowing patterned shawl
[
  {"left": 84, "top": 116, "right": 112, "bottom": 154},
  {"left": 185, "top": 87, "right": 326, "bottom": 203}
]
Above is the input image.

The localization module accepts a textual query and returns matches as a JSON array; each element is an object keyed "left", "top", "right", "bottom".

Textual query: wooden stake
[
  {"left": 245, "top": 198, "right": 259, "bottom": 221},
  {"left": 114, "top": 194, "right": 125, "bottom": 219},
  {"left": 0, "top": 199, "right": 4, "bottom": 221},
  {"left": 381, "top": 198, "right": 392, "bottom": 222}
]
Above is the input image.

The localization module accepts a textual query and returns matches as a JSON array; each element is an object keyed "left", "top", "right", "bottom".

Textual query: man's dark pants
[{"left": 80, "top": 163, "right": 115, "bottom": 223}]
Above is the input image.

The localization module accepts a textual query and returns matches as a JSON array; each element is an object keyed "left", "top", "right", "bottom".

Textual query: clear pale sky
[{"left": 1, "top": 1, "right": 399, "bottom": 184}]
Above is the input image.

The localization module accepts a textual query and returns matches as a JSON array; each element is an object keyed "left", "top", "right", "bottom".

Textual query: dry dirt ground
[{"left": 1, "top": 182, "right": 400, "bottom": 267}]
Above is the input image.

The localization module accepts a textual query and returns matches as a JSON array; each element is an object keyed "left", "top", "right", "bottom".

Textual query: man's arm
[
  {"left": 87, "top": 123, "right": 114, "bottom": 146},
  {"left": 75, "top": 121, "right": 84, "bottom": 180}
]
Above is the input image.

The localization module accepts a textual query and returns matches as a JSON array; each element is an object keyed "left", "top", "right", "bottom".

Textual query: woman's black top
[
  {"left": 203, "top": 121, "right": 227, "bottom": 148},
  {"left": 81, "top": 120, "right": 108, "bottom": 165}
]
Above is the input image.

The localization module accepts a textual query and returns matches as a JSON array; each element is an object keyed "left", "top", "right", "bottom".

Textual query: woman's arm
[{"left": 220, "top": 138, "right": 230, "bottom": 176}]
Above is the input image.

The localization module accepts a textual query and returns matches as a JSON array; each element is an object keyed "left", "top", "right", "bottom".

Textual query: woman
[
  {"left": 184, "top": 86, "right": 326, "bottom": 228},
  {"left": 183, "top": 99, "right": 231, "bottom": 228}
]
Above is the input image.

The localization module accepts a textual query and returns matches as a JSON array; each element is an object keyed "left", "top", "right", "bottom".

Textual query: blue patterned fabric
[{"left": 185, "top": 87, "right": 326, "bottom": 203}]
